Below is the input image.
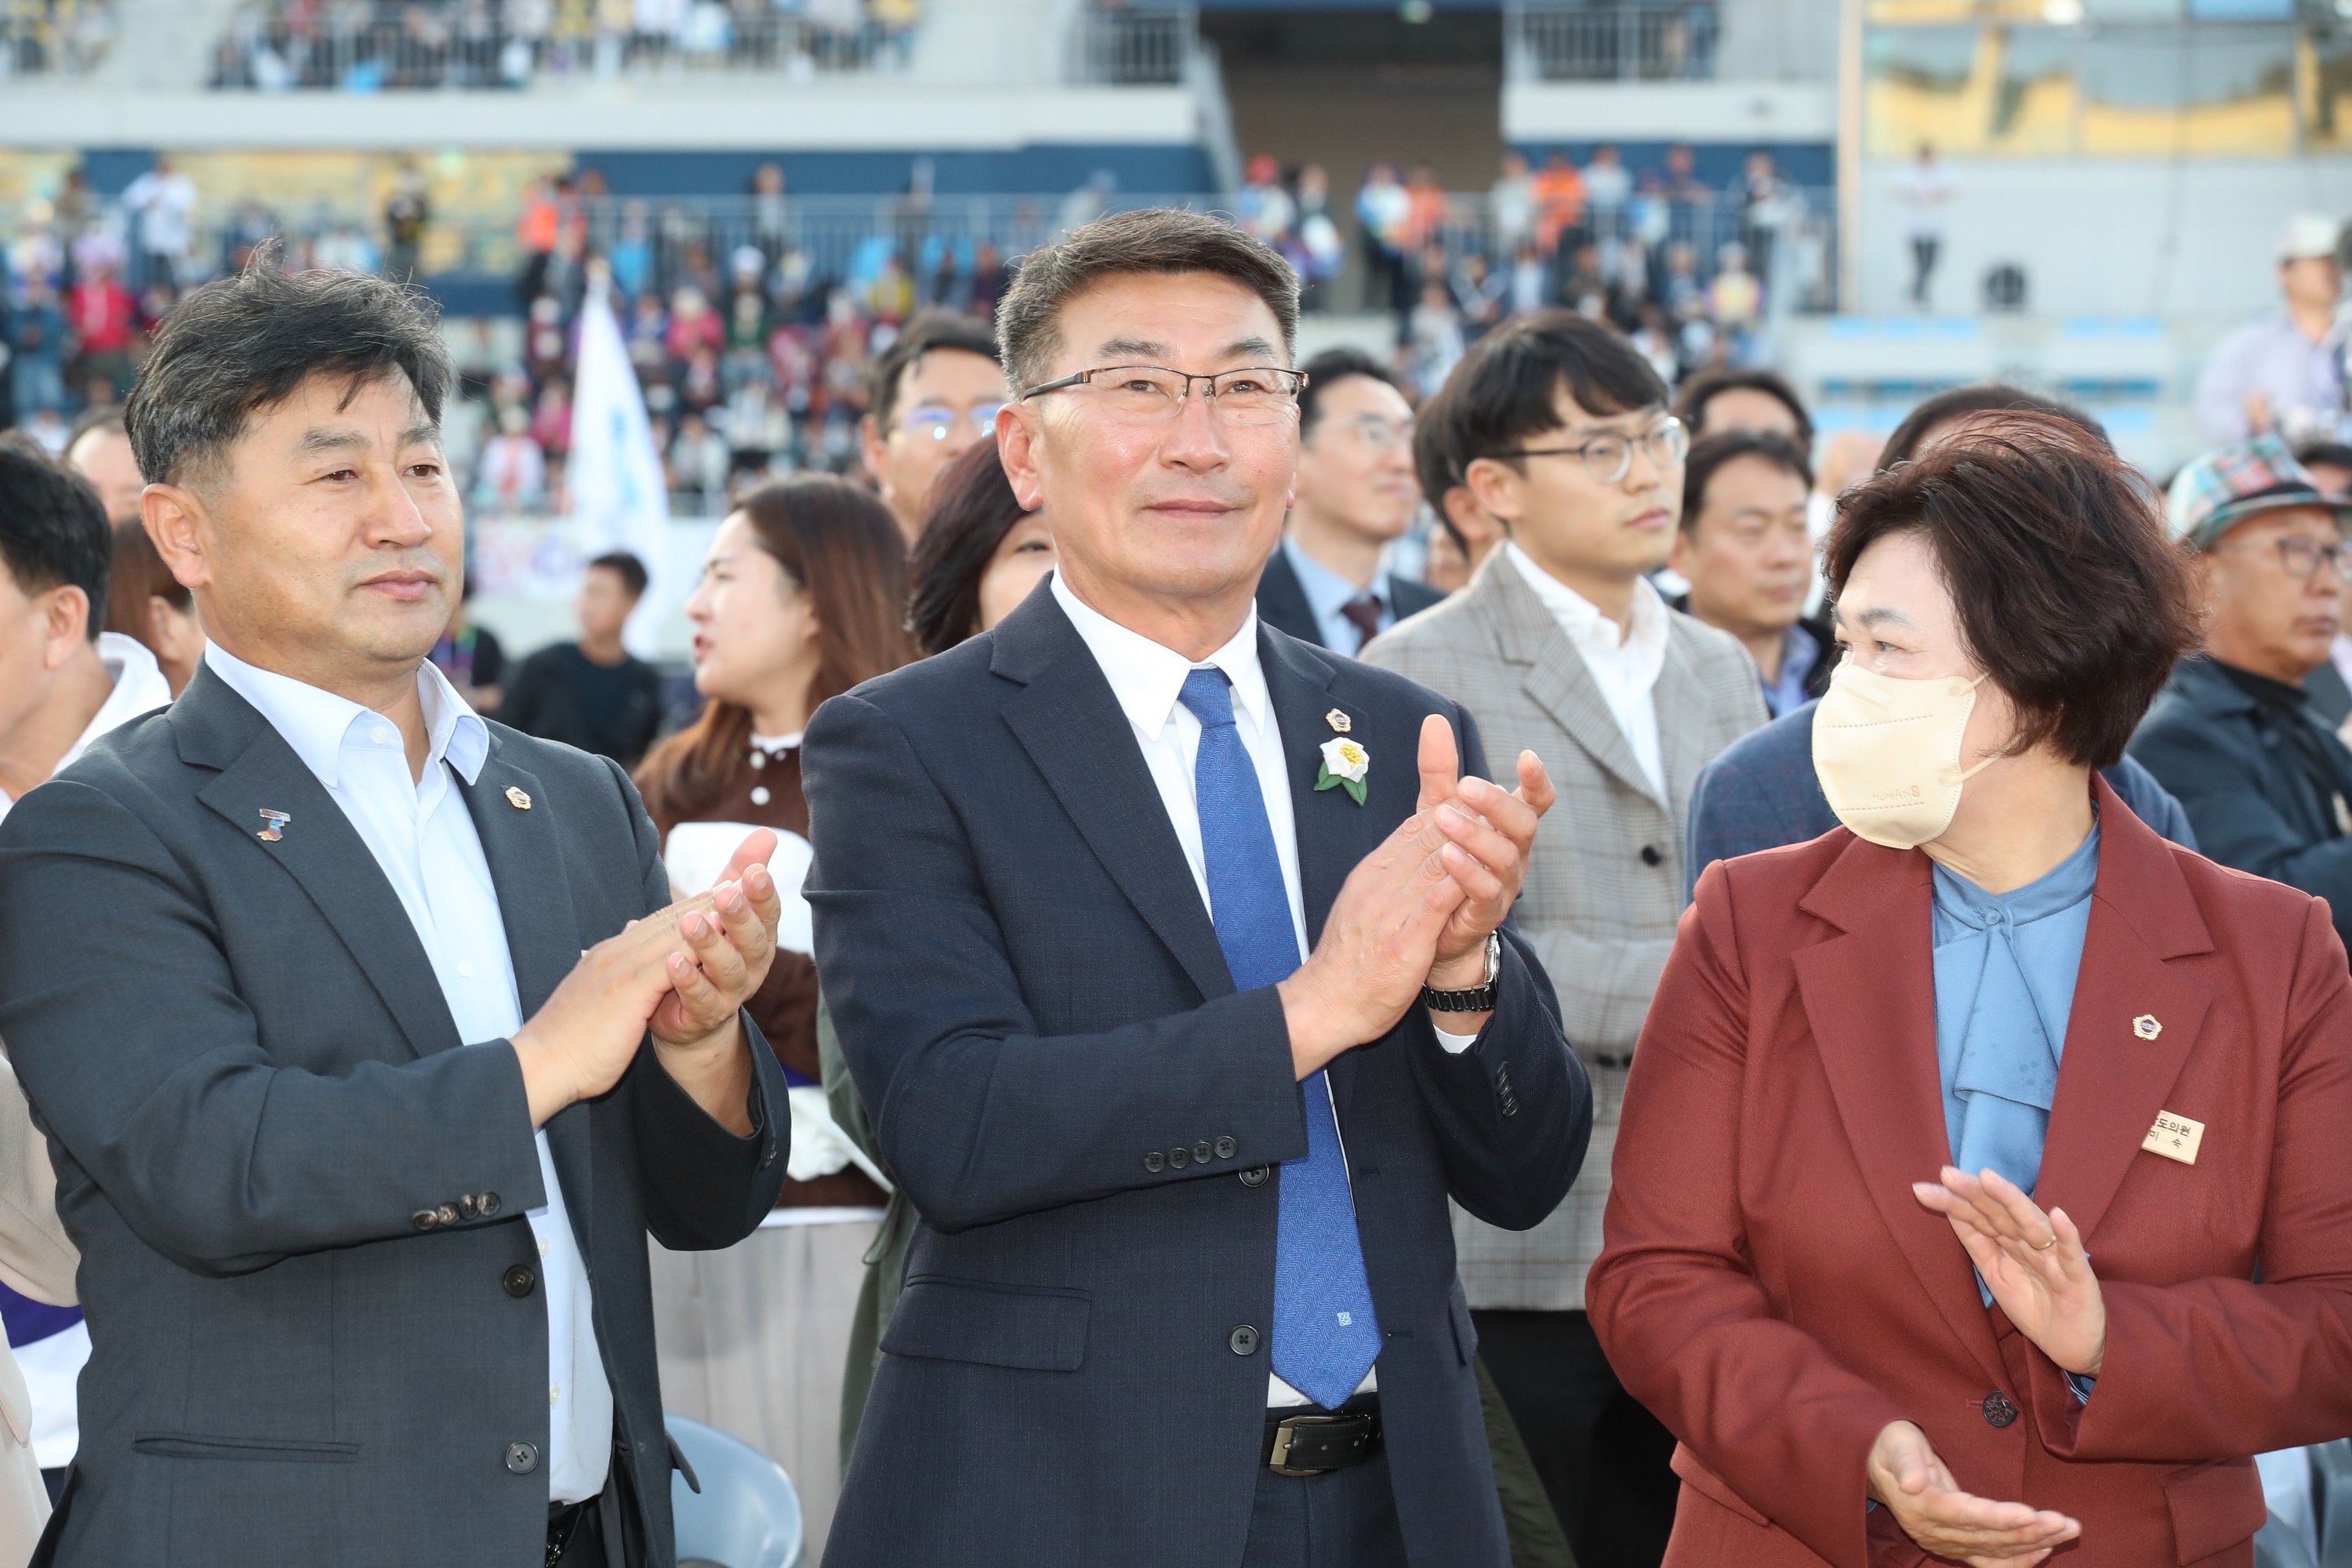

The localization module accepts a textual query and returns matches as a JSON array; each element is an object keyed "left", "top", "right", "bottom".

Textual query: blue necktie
[{"left": 1177, "top": 668, "right": 1381, "bottom": 1410}]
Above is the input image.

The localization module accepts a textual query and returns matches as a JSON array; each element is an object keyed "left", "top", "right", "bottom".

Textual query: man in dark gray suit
[{"left": 0, "top": 264, "right": 789, "bottom": 1567}]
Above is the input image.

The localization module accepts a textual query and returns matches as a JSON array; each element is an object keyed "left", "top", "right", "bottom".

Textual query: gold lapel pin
[
  {"left": 505, "top": 786, "right": 532, "bottom": 811},
  {"left": 2132, "top": 1014, "right": 2162, "bottom": 1041},
  {"left": 1325, "top": 710, "right": 1352, "bottom": 735},
  {"left": 256, "top": 808, "right": 289, "bottom": 843}
]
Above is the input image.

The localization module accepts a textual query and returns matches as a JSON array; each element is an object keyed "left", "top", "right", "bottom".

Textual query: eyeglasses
[
  {"left": 898, "top": 403, "right": 1004, "bottom": 442},
  {"left": 1324, "top": 413, "right": 1415, "bottom": 455},
  {"left": 2241, "top": 533, "right": 2352, "bottom": 581},
  {"left": 1020, "top": 365, "right": 1306, "bottom": 426},
  {"left": 1489, "top": 418, "right": 1688, "bottom": 485}
]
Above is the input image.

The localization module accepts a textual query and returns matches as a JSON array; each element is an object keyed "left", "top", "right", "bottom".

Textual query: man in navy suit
[
  {"left": 1255, "top": 347, "right": 1446, "bottom": 654},
  {"left": 805, "top": 209, "right": 1591, "bottom": 1568}
]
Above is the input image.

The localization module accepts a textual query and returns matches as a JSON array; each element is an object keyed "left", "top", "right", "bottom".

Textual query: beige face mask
[{"left": 1811, "top": 662, "right": 1998, "bottom": 850}]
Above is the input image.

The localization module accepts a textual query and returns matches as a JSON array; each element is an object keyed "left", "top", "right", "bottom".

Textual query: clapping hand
[
  {"left": 1914, "top": 1165, "right": 2107, "bottom": 1377},
  {"left": 1414, "top": 715, "right": 1553, "bottom": 991},
  {"left": 1867, "top": 1421, "right": 2080, "bottom": 1566}
]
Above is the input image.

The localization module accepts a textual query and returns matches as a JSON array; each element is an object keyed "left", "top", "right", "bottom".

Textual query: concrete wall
[
  {"left": 1855, "top": 155, "right": 2352, "bottom": 319},
  {"left": 1715, "top": 0, "right": 1840, "bottom": 85}
]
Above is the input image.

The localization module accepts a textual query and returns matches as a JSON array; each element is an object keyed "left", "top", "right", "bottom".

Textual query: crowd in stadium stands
[
  {"left": 210, "top": 0, "right": 921, "bottom": 90},
  {"left": 0, "top": 0, "right": 111, "bottom": 74},
  {"left": 0, "top": 144, "right": 1817, "bottom": 515}
]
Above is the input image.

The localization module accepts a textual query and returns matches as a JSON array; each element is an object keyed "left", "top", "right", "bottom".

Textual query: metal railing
[
  {"left": 1505, "top": 3, "right": 1718, "bottom": 84},
  {"left": 210, "top": 0, "right": 919, "bottom": 90},
  {"left": 1067, "top": 2, "right": 1194, "bottom": 85},
  {"left": 0, "top": 2, "right": 114, "bottom": 78}
]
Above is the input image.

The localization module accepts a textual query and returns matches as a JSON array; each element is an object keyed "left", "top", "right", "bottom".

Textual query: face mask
[{"left": 1811, "top": 662, "right": 1996, "bottom": 850}]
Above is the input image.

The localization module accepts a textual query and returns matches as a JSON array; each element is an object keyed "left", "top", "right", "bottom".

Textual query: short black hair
[
  {"left": 125, "top": 259, "right": 452, "bottom": 488},
  {"left": 1448, "top": 310, "right": 1668, "bottom": 469},
  {"left": 586, "top": 550, "right": 648, "bottom": 601},
  {"left": 1675, "top": 366, "right": 1814, "bottom": 453},
  {"left": 0, "top": 444, "right": 111, "bottom": 641},
  {"left": 2295, "top": 440, "right": 2352, "bottom": 477},
  {"left": 1411, "top": 376, "right": 1470, "bottom": 554},
  {"left": 1680, "top": 430, "right": 1813, "bottom": 535},
  {"left": 1878, "top": 383, "right": 2107, "bottom": 470},
  {"left": 1298, "top": 347, "right": 1399, "bottom": 440},
  {"left": 867, "top": 310, "right": 1001, "bottom": 433}
]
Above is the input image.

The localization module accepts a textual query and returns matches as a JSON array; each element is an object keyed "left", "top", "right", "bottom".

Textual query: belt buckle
[{"left": 1268, "top": 1414, "right": 1341, "bottom": 1477}]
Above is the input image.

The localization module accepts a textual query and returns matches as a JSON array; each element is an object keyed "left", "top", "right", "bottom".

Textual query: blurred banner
[{"left": 567, "top": 277, "right": 673, "bottom": 659}]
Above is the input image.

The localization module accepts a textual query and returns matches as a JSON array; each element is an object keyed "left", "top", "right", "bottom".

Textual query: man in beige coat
[{"left": 1363, "top": 313, "right": 1764, "bottom": 1567}]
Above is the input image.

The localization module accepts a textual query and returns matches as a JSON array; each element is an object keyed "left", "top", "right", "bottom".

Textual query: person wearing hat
[
  {"left": 2193, "top": 215, "right": 2348, "bottom": 446},
  {"left": 2129, "top": 434, "right": 2352, "bottom": 955}
]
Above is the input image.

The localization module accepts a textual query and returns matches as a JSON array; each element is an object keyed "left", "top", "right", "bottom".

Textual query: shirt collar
[
  {"left": 1050, "top": 571, "right": 1272, "bottom": 737},
  {"left": 1283, "top": 536, "right": 1384, "bottom": 622},
  {"left": 1503, "top": 541, "right": 1669, "bottom": 662},
  {"left": 64, "top": 632, "right": 172, "bottom": 769},
  {"left": 204, "top": 642, "right": 488, "bottom": 790},
  {"left": 1933, "top": 818, "right": 2102, "bottom": 930}
]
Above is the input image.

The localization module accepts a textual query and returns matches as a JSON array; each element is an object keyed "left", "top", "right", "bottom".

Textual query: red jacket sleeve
[{"left": 1587, "top": 861, "right": 1903, "bottom": 1568}]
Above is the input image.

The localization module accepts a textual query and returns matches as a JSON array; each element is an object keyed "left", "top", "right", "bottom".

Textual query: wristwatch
[{"left": 1421, "top": 932, "right": 1501, "bottom": 1013}]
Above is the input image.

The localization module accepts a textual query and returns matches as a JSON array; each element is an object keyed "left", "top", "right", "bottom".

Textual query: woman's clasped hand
[
  {"left": 1915, "top": 1164, "right": 2107, "bottom": 1376},
  {"left": 1864, "top": 1420, "right": 2081, "bottom": 1566}
]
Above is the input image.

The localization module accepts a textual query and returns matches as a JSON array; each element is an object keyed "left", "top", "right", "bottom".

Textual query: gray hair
[
  {"left": 993, "top": 208, "right": 1300, "bottom": 394},
  {"left": 125, "top": 256, "right": 452, "bottom": 488}
]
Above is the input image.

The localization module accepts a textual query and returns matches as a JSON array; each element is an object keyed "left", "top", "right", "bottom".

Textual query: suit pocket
[
  {"left": 134, "top": 1432, "right": 360, "bottom": 1464},
  {"left": 2165, "top": 1457, "right": 2267, "bottom": 1564},
  {"left": 1670, "top": 1443, "right": 1772, "bottom": 1528},
  {"left": 881, "top": 1276, "right": 1090, "bottom": 1373},
  {"left": 1447, "top": 1281, "right": 1478, "bottom": 1367}
]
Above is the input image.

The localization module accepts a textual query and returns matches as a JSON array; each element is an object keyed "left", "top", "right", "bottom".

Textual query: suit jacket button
[
  {"left": 503, "top": 1265, "right": 537, "bottom": 1298},
  {"left": 1192, "top": 1141, "right": 1213, "bottom": 1165},
  {"left": 1169, "top": 1147, "right": 1189, "bottom": 1169},
  {"left": 506, "top": 1441, "right": 539, "bottom": 1474},
  {"left": 475, "top": 1192, "right": 500, "bottom": 1217},
  {"left": 1982, "top": 1391, "right": 2019, "bottom": 1428},
  {"left": 1144, "top": 1152, "right": 1165, "bottom": 1174},
  {"left": 1239, "top": 1166, "right": 1269, "bottom": 1188},
  {"left": 412, "top": 1210, "right": 438, "bottom": 1232},
  {"left": 435, "top": 1204, "right": 460, "bottom": 1226},
  {"left": 456, "top": 1195, "right": 477, "bottom": 1219},
  {"left": 1214, "top": 1136, "right": 1236, "bottom": 1160},
  {"left": 1640, "top": 844, "right": 1663, "bottom": 867},
  {"left": 1229, "top": 1325, "right": 1259, "bottom": 1356}
]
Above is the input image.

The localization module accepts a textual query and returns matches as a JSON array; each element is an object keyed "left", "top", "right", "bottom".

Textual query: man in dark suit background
[
  {"left": 0, "top": 263, "right": 789, "bottom": 1566},
  {"left": 1256, "top": 347, "right": 1446, "bottom": 654},
  {"left": 806, "top": 209, "right": 1591, "bottom": 1567}
]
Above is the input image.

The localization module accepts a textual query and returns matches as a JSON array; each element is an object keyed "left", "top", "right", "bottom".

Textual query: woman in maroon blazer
[{"left": 1590, "top": 415, "right": 2352, "bottom": 1567}]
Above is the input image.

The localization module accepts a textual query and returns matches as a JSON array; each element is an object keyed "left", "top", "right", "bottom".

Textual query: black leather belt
[
  {"left": 546, "top": 1497, "right": 595, "bottom": 1567},
  {"left": 1263, "top": 1395, "right": 1381, "bottom": 1476}
]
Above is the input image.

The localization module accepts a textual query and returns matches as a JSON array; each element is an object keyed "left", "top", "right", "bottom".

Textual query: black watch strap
[{"left": 1422, "top": 933, "right": 1501, "bottom": 1013}]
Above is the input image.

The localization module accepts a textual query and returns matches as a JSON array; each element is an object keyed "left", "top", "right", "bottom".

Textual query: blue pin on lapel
[{"left": 256, "top": 809, "right": 289, "bottom": 843}]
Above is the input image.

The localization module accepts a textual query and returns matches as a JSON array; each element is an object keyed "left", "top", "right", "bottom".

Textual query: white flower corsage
[{"left": 1316, "top": 737, "right": 1370, "bottom": 806}]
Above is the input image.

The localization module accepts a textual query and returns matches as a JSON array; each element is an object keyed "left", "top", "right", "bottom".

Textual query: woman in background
[
  {"left": 103, "top": 519, "right": 202, "bottom": 697},
  {"left": 635, "top": 474, "right": 915, "bottom": 1552}
]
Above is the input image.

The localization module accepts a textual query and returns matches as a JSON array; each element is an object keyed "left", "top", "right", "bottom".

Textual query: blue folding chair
[{"left": 667, "top": 1414, "right": 804, "bottom": 1568}]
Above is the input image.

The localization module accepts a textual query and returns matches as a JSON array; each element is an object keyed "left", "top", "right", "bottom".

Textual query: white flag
[{"left": 566, "top": 283, "right": 671, "bottom": 659}]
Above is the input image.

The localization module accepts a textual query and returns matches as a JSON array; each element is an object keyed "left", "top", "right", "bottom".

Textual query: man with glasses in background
[
  {"left": 1255, "top": 348, "right": 1446, "bottom": 655},
  {"left": 1361, "top": 311, "right": 1763, "bottom": 1568},
  {"left": 858, "top": 310, "right": 1007, "bottom": 542},
  {"left": 808, "top": 209, "right": 1588, "bottom": 1568},
  {"left": 2132, "top": 434, "right": 2352, "bottom": 959}
]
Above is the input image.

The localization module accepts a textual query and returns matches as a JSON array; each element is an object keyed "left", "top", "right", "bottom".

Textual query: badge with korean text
[{"left": 2143, "top": 1110, "right": 2205, "bottom": 1166}]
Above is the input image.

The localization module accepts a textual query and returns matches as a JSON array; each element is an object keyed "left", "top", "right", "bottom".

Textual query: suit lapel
[
  {"left": 1651, "top": 626, "right": 1710, "bottom": 819},
  {"left": 2034, "top": 780, "right": 2215, "bottom": 1245},
  {"left": 1483, "top": 560, "right": 1664, "bottom": 808},
  {"left": 1254, "top": 545, "right": 1327, "bottom": 649},
  {"left": 191, "top": 686, "right": 462, "bottom": 1063},
  {"left": 996, "top": 600, "right": 1235, "bottom": 1004},
  {"left": 458, "top": 735, "right": 596, "bottom": 1243},
  {"left": 1791, "top": 836, "right": 2011, "bottom": 1392}
]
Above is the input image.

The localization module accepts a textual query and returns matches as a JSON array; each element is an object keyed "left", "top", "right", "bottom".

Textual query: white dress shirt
[
  {"left": 1503, "top": 543, "right": 1668, "bottom": 796},
  {"left": 1051, "top": 575, "right": 1478, "bottom": 1407},
  {"left": 0, "top": 633, "right": 173, "bottom": 825},
  {"left": 203, "top": 643, "right": 613, "bottom": 1504}
]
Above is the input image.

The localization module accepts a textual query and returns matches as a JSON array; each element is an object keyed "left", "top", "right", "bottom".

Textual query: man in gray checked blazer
[{"left": 1364, "top": 314, "right": 1764, "bottom": 1568}]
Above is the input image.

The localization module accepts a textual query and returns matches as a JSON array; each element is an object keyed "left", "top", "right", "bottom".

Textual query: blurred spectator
[
  {"left": 1402, "top": 164, "right": 1448, "bottom": 260},
  {"left": 429, "top": 575, "right": 505, "bottom": 713},
  {"left": 1507, "top": 239, "right": 1548, "bottom": 317},
  {"left": 382, "top": 162, "right": 430, "bottom": 282},
  {"left": 496, "top": 550, "right": 665, "bottom": 766},
  {"left": 7, "top": 282, "right": 67, "bottom": 428},
  {"left": 1531, "top": 150, "right": 1586, "bottom": 262},
  {"left": 1284, "top": 165, "right": 1344, "bottom": 313},
  {"left": 2197, "top": 214, "right": 2349, "bottom": 446},
  {"left": 1490, "top": 150, "right": 1534, "bottom": 259},
  {"left": 671, "top": 408, "right": 731, "bottom": 498},
  {"left": 473, "top": 405, "right": 547, "bottom": 512},
  {"left": 1730, "top": 151, "right": 1793, "bottom": 300},
  {"left": 103, "top": 517, "right": 203, "bottom": 698},
  {"left": 1235, "top": 155, "right": 1294, "bottom": 248},
  {"left": 1583, "top": 144, "right": 1630, "bottom": 241},
  {"left": 1896, "top": 142, "right": 1953, "bottom": 309},
  {"left": 1255, "top": 347, "right": 1441, "bottom": 655},
  {"left": 906, "top": 439, "right": 1055, "bottom": 658},
  {"left": 63, "top": 263, "right": 136, "bottom": 407},
  {"left": 1356, "top": 161, "right": 1411, "bottom": 317},
  {"left": 1675, "top": 365, "right": 1813, "bottom": 454},
  {"left": 750, "top": 162, "right": 792, "bottom": 263},
  {"left": 1667, "top": 431, "right": 1826, "bottom": 717},
  {"left": 856, "top": 310, "right": 1004, "bottom": 542},
  {"left": 1408, "top": 277, "right": 1466, "bottom": 399},
  {"left": 118, "top": 157, "right": 195, "bottom": 289},
  {"left": 62, "top": 410, "right": 143, "bottom": 524},
  {"left": 1706, "top": 244, "right": 1760, "bottom": 342}
]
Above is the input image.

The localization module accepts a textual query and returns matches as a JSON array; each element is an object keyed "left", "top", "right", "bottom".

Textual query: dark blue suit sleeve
[
  {"left": 804, "top": 693, "right": 1313, "bottom": 1233},
  {"left": 2131, "top": 722, "right": 2352, "bottom": 949},
  {"left": 2101, "top": 753, "right": 2197, "bottom": 853}
]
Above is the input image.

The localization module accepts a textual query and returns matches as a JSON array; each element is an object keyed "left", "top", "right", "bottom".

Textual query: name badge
[{"left": 2143, "top": 1111, "right": 2205, "bottom": 1166}]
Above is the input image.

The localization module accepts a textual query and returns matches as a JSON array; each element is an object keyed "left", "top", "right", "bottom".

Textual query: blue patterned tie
[{"left": 1177, "top": 668, "right": 1381, "bottom": 1410}]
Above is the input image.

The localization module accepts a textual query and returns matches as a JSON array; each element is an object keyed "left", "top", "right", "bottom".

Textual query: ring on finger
[{"left": 2032, "top": 1235, "right": 2058, "bottom": 1251}]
